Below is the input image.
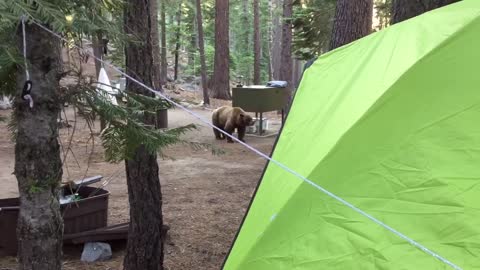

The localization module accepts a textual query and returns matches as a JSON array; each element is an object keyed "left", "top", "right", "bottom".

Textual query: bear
[{"left": 211, "top": 106, "right": 255, "bottom": 143}]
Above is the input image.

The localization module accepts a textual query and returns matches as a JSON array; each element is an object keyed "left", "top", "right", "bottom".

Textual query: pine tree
[
  {"left": 279, "top": 0, "right": 293, "bottom": 91},
  {"left": 123, "top": 0, "right": 165, "bottom": 268},
  {"left": 151, "top": 0, "right": 163, "bottom": 91},
  {"left": 160, "top": 0, "right": 168, "bottom": 85},
  {"left": 196, "top": 0, "right": 210, "bottom": 105},
  {"left": 292, "top": 0, "right": 336, "bottom": 60},
  {"left": 330, "top": 0, "right": 373, "bottom": 50},
  {"left": 210, "top": 0, "right": 231, "bottom": 99},
  {"left": 14, "top": 20, "right": 64, "bottom": 270},
  {"left": 391, "top": 0, "right": 459, "bottom": 24},
  {"left": 253, "top": 0, "right": 261, "bottom": 84},
  {"left": 174, "top": 2, "right": 182, "bottom": 81}
]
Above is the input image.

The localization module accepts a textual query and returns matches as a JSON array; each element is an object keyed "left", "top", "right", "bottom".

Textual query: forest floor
[{"left": 0, "top": 79, "right": 283, "bottom": 269}]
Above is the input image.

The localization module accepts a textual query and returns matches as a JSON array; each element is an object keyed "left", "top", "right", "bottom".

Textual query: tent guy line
[
  {"left": 20, "top": 15, "right": 30, "bottom": 81},
  {"left": 24, "top": 16, "right": 461, "bottom": 270},
  {"left": 20, "top": 15, "right": 34, "bottom": 108}
]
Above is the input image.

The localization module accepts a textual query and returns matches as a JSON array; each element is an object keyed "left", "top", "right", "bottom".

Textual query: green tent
[{"left": 224, "top": 1, "right": 480, "bottom": 269}]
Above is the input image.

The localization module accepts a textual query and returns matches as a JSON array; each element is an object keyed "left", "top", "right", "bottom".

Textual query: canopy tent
[{"left": 224, "top": 1, "right": 480, "bottom": 269}]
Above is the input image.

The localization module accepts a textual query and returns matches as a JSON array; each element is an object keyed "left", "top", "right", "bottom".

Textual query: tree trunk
[
  {"left": 329, "top": 0, "right": 373, "bottom": 50},
  {"left": 92, "top": 32, "right": 104, "bottom": 77},
  {"left": 242, "top": 0, "right": 250, "bottom": 50},
  {"left": 210, "top": 0, "right": 231, "bottom": 100},
  {"left": 253, "top": 0, "right": 261, "bottom": 85},
  {"left": 123, "top": 0, "right": 164, "bottom": 269},
  {"left": 151, "top": 0, "right": 163, "bottom": 91},
  {"left": 188, "top": 10, "right": 196, "bottom": 67},
  {"left": 174, "top": 3, "right": 182, "bottom": 81},
  {"left": 15, "top": 22, "right": 63, "bottom": 270},
  {"left": 292, "top": 58, "right": 303, "bottom": 88},
  {"left": 279, "top": 0, "right": 293, "bottom": 88},
  {"left": 271, "top": 0, "right": 283, "bottom": 80},
  {"left": 93, "top": 32, "right": 108, "bottom": 131},
  {"left": 160, "top": 0, "right": 168, "bottom": 85},
  {"left": 196, "top": 0, "right": 210, "bottom": 105},
  {"left": 267, "top": 0, "right": 274, "bottom": 81},
  {"left": 242, "top": 0, "right": 251, "bottom": 84},
  {"left": 279, "top": 0, "right": 293, "bottom": 113},
  {"left": 391, "top": 0, "right": 459, "bottom": 24}
]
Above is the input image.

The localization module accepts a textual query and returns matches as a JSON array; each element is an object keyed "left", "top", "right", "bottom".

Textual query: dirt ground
[{"left": 0, "top": 88, "right": 283, "bottom": 269}]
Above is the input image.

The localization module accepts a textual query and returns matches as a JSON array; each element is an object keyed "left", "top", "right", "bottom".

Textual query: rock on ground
[{"left": 80, "top": 242, "right": 112, "bottom": 263}]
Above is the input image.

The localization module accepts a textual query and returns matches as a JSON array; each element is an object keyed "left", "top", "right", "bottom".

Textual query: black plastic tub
[{"left": 0, "top": 186, "right": 109, "bottom": 256}]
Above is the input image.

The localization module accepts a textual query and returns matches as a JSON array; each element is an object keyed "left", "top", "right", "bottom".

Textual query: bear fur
[{"left": 212, "top": 106, "right": 255, "bottom": 143}]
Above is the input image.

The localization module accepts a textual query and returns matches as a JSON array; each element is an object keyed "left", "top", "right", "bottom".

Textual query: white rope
[
  {"left": 20, "top": 15, "right": 33, "bottom": 108},
  {"left": 21, "top": 15, "right": 30, "bottom": 81},
  {"left": 27, "top": 17, "right": 462, "bottom": 270}
]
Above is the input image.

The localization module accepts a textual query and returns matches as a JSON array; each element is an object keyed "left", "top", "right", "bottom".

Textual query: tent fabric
[{"left": 224, "top": 1, "right": 480, "bottom": 269}]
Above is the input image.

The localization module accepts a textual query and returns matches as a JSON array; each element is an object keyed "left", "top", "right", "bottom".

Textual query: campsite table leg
[{"left": 259, "top": 112, "right": 263, "bottom": 135}]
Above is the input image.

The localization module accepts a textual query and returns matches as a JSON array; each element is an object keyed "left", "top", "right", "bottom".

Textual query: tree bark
[
  {"left": 92, "top": 32, "right": 104, "bottom": 77},
  {"left": 253, "top": 0, "right": 261, "bottom": 85},
  {"left": 329, "top": 0, "right": 373, "bottom": 50},
  {"left": 160, "top": 0, "right": 168, "bottom": 85},
  {"left": 174, "top": 3, "right": 182, "bottom": 81},
  {"left": 210, "top": 0, "right": 231, "bottom": 100},
  {"left": 391, "top": 0, "right": 459, "bottom": 24},
  {"left": 267, "top": 0, "right": 274, "bottom": 81},
  {"left": 92, "top": 32, "right": 108, "bottom": 131},
  {"left": 242, "top": 0, "right": 251, "bottom": 84},
  {"left": 242, "top": 0, "right": 250, "bottom": 51},
  {"left": 188, "top": 11, "right": 196, "bottom": 67},
  {"left": 271, "top": 0, "right": 282, "bottom": 80},
  {"left": 292, "top": 58, "right": 303, "bottom": 88},
  {"left": 151, "top": 0, "right": 163, "bottom": 91},
  {"left": 15, "top": 22, "right": 63, "bottom": 270},
  {"left": 196, "top": 0, "right": 210, "bottom": 105},
  {"left": 123, "top": 0, "right": 164, "bottom": 269},
  {"left": 279, "top": 0, "right": 293, "bottom": 88}
]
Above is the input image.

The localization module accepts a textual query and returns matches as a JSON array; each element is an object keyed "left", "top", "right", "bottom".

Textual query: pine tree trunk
[
  {"left": 210, "top": 0, "right": 231, "bottom": 100},
  {"left": 292, "top": 58, "right": 303, "bottom": 88},
  {"left": 92, "top": 32, "right": 104, "bottom": 77},
  {"left": 123, "top": 0, "right": 164, "bottom": 269},
  {"left": 92, "top": 32, "right": 108, "bottom": 131},
  {"left": 15, "top": 22, "right": 63, "bottom": 270},
  {"left": 242, "top": 0, "right": 251, "bottom": 84},
  {"left": 160, "top": 0, "right": 168, "bottom": 85},
  {"left": 391, "top": 0, "right": 459, "bottom": 24},
  {"left": 188, "top": 11, "right": 196, "bottom": 67},
  {"left": 196, "top": 0, "right": 210, "bottom": 105},
  {"left": 329, "top": 0, "right": 373, "bottom": 50},
  {"left": 174, "top": 3, "right": 182, "bottom": 81},
  {"left": 242, "top": 0, "right": 250, "bottom": 50},
  {"left": 267, "top": 0, "right": 274, "bottom": 81},
  {"left": 151, "top": 0, "right": 163, "bottom": 91},
  {"left": 271, "top": 0, "right": 282, "bottom": 80},
  {"left": 253, "top": 0, "right": 261, "bottom": 85},
  {"left": 279, "top": 0, "right": 293, "bottom": 88}
]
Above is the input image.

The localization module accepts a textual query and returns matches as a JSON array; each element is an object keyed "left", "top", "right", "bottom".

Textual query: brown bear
[{"left": 212, "top": 106, "right": 255, "bottom": 143}]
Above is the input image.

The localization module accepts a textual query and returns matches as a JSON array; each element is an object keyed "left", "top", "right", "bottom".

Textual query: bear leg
[
  {"left": 224, "top": 123, "right": 235, "bottom": 143},
  {"left": 238, "top": 126, "right": 246, "bottom": 142}
]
